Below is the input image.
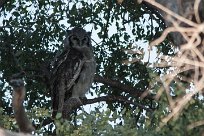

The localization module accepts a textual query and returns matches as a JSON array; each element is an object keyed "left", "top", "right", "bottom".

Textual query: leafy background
[{"left": 0, "top": 0, "right": 204, "bottom": 135}]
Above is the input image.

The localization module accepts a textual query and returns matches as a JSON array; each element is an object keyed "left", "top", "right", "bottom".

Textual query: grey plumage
[{"left": 51, "top": 27, "right": 96, "bottom": 118}]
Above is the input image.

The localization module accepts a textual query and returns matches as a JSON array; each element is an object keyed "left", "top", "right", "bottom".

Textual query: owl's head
[{"left": 64, "top": 27, "right": 92, "bottom": 49}]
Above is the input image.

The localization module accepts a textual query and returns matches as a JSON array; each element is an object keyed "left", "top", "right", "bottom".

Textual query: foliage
[
  {"left": 54, "top": 109, "right": 139, "bottom": 136},
  {"left": 53, "top": 100, "right": 204, "bottom": 136},
  {"left": 0, "top": 0, "right": 203, "bottom": 135}
]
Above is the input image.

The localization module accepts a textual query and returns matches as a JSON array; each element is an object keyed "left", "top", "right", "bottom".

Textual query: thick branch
[
  {"left": 10, "top": 77, "right": 35, "bottom": 134},
  {"left": 81, "top": 95, "right": 153, "bottom": 112},
  {"left": 62, "top": 95, "right": 153, "bottom": 119},
  {"left": 94, "top": 75, "right": 154, "bottom": 99}
]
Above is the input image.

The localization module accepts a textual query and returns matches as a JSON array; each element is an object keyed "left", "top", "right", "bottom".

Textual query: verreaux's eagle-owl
[{"left": 50, "top": 27, "right": 96, "bottom": 118}]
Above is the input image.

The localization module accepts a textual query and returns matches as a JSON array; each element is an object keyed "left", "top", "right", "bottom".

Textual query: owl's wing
[{"left": 50, "top": 48, "right": 84, "bottom": 118}]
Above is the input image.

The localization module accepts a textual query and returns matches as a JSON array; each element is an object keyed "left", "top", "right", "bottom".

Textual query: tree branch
[
  {"left": 103, "top": 0, "right": 112, "bottom": 40},
  {"left": 94, "top": 75, "right": 154, "bottom": 99},
  {"left": 81, "top": 95, "right": 153, "bottom": 112},
  {"left": 38, "top": 94, "right": 154, "bottom": 127}
]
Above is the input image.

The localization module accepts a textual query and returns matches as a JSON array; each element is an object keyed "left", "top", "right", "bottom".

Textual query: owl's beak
[{"left": 79, "top": 41, "right": 82, "bottom": 46}]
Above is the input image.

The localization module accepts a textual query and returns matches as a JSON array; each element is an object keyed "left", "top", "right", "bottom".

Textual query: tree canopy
[{"left": 0, "top": 0, "right": 204, "bottom": 135}]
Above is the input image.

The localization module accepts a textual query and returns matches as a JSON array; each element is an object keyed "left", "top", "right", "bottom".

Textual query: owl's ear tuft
[{"left": 66, "top": 30, "right": 72, "bottom": 35}]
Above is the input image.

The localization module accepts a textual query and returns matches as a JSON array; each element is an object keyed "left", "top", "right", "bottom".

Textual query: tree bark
[{"left": 94, "top": 75, "right": 154, "bottom": 99}]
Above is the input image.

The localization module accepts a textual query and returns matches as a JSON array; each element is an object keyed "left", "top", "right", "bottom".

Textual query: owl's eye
[{"left": 82, "top": 36, "right": 89, "bottom": 44}]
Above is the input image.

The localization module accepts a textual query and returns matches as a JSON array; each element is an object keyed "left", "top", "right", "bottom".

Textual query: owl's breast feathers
[{"left": 51, "top": 48, "right": 84, "bottom": 117}]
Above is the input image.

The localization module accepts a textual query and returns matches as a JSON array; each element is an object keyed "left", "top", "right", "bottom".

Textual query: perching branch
[
  {"left": 62, "top": 95, "right": 153, "bottom": 119},
  {"left": 81, "top": 95, "right": 153, "bottom": 112}
]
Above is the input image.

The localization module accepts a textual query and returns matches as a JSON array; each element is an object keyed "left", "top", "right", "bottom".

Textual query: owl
[{"left": 51, "top": 27, "right": 96, "bottom": 118}]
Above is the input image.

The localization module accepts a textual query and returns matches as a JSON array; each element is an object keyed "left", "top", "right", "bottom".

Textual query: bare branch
[
  {"left": 94, "top": 75, "right": 154, "bottom": 99},
  {"left": 81, "top": 95, "right": 153, "bottom": 112},
  {"left": 139, "top": 0, "right": 204, "bottom": 128},
  {"left": 62, "top": 95, "right": 153, "bottom": 119}
]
